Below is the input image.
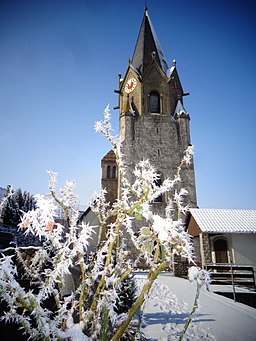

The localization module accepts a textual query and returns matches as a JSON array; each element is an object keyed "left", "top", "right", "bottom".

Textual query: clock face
[{"left": 125, "top": 78, "right": 137, "bottom": 93}]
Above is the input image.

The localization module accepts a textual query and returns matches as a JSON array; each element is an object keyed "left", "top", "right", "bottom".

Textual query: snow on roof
[
  {"left": 189, "top": 208, "right": 256, "bottom": 234},
  {"left": 166, "top": 65, "right": 175, "bottom": 78}
]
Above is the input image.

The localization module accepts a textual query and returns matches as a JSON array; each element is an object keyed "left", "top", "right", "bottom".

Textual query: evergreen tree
[
  {"left": 1, "top": 188, "right": 36, "bottom": 226},
  {"left": 115, "top": 275, "right": 137, "bottom": 314}
]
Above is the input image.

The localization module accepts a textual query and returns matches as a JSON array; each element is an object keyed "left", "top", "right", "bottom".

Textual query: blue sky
[{"left": 0, "top": 0, "right": 256, "bottom": 209}]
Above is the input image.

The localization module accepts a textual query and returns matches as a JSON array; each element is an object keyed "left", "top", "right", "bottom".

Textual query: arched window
[
  {"left": 112, "top": 166, "right": 116, "bottom": 179},
  {"left": 214, "top": 239, "right": 228, "bottom": 263},
  {"left": 149, "top": 91, "right": 160, "bottom": 114},
  {"left": 107, "top": 166, "right": 111, "bottom": 179}
]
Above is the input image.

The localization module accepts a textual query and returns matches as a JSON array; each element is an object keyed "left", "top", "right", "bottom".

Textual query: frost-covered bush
[{"left": 0, "top": 106, "right": 209, "bottom": 340}]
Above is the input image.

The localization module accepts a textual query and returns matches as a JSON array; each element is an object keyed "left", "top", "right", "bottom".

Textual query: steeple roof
[
  {"left": 132, "top": 9, "right": 168, "bottom": 75},
  {"left": 175, "top": 99, "right": 187, "bottom": 115}
]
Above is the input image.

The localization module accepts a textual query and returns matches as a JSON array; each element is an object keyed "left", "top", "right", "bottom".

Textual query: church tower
[
  {"left": 116, "top": 8, "right": 197, "bottom": 215},
  {"left": 101, "top": 150, "right": 118, "bottom": 205}
]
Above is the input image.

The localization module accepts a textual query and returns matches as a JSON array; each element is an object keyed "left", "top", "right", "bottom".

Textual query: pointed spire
[
  {"left": 144, "top": 0, "right": 148, "bottom": 11},
  {"left": 175, "top": 99, "right": 187, "bottom": 115},
  {"left": 131, "top": 9, "right": 168, "bottom": 75}
]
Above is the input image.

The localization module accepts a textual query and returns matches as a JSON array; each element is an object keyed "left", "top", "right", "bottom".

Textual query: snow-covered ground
[{"left": 136, "top": 273, "right": 256, "bottom": 340}]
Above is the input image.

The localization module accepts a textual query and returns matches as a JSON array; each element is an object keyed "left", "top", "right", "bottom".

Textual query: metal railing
[{"left": 204, "top": 263, "right": 255, "bottom": 302}]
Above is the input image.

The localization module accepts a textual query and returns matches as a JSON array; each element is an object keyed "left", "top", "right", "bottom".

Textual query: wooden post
[{"left": 230, "top": 262, "right": 236, "bottom": 302}]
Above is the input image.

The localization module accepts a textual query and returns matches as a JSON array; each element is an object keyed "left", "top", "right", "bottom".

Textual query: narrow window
[
  {"left": 107, "top": 166, "right": 111, "bottom": 179},
  {"left": 149, "top": 91, "right": 160, "bottom": 114},
  {"left": 154, "top": 178, "right": 162, "bottom": 202},
  {"left": 112, "top": 166, "right": 116, "bottom": 179}
]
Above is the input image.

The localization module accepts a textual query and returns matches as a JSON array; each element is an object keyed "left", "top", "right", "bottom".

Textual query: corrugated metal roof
[{"left": 189, "top": 208, "right": 256, "bottom": 234}]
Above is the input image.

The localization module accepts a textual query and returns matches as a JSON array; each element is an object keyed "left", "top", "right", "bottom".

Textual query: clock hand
[{"left": 128, "top": 81, "right": 134, "bottom": 89}]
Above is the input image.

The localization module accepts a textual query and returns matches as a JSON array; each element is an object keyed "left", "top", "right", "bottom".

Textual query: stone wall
[
  {"left": 201, "top": 233, "right": 212, "bottom": 265},
  {"left": 173, "top": 255, "right": 189, "bottom": 278}
]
